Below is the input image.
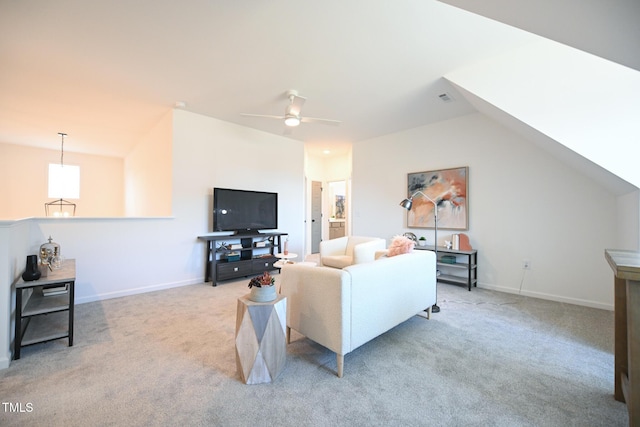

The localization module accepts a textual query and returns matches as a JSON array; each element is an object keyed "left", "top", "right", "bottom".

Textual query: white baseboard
[
  {"left": 0, "top": 352, "right": 10, "bottom": 370},
  {"left": 75, "top": 278, "right": 204, "bottom": 305},
  {"left": 477, "top": 283, "right": 613, "bottom": 311}
]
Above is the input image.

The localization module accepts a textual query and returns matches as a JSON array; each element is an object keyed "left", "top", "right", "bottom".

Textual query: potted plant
[
  {"left": 248, "top": 271, "right": 277, "bottom": 302},
  {"left": 418, "top": 236, "right": 427, "bottom": 247}
]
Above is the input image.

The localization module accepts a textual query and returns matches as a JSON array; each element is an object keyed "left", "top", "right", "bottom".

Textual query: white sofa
[
  {"left": 279, "top": 250, "right": 437, "bottom": 377},
  {"left": 319, "top": 236, "right": 387, "bottom": 268}
]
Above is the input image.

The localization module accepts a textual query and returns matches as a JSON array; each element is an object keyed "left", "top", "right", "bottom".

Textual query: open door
[{"left": 311, "top": 181, "right": 322, "bottom": 253}]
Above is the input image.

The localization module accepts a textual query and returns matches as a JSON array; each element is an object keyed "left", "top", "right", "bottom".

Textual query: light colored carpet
[{"left": 1, "top": 275, "right": 628, "bottom": 426}]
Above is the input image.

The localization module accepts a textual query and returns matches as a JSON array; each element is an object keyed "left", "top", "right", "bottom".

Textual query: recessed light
[
  {"left": 175, "top": 101, "right": 187, "bottom": 109},
  {"left": 323, "top": 150, "right": 331, "bottom": 155}
]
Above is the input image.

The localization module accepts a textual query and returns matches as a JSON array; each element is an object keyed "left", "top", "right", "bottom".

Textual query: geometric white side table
[{"left": 235, "top": 294, "right": 287, "bottom": 384}]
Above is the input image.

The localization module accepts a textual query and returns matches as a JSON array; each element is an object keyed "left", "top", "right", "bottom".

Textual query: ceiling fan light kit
[
  {"left": 284, "top": 116, "right": 300, "bottom": 127},
  {"left": 241, "top": 89, "right": 341, "bottom": 130}
]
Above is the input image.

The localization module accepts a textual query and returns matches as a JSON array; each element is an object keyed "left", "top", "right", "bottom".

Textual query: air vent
[{"left": 438, "top": 92, "right": 454, "bottom": 103}]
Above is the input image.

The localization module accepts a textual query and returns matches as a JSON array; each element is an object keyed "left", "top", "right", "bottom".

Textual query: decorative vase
[
  {"left": 249, "top": 285, "right": 277, "bottom": 302},
  {"left": 21, "top": 255, "right": 41, "bottom": 282}
]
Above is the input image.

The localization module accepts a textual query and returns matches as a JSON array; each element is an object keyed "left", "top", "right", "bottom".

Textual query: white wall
[
  {"left": 0, "top": 110, "right": 305, "bottom": 368},
  {"left": 170, "top": 109, "right": 305, "bottom": 262},
  {"left": 0, "top": 220, "right": 30, "bottom": 368},
  {"left": 0, "top": 142, "right": 124, "bottom": 219},
  {"left": 616, "top": 190, "right": 640, "bottom": 251},
  {"left": 124, "top": 110, "right": 173, "bottom": 216},
  {"left": 352, "top": 113, "right": 623, "bottom": 309}
]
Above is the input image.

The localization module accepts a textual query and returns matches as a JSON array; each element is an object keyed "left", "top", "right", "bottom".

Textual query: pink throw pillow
[{"left": 387, "top": 235, "right": 415, "bottom": 257}]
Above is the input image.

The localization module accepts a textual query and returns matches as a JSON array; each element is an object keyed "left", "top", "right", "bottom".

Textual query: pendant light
[{"left": 45, "top": 132, "right": 78, "bottom": 217}]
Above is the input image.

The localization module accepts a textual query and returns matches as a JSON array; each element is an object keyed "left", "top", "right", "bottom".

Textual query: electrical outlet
[{"left": 522, "top": 259, "right": 531, "bottom": 270}]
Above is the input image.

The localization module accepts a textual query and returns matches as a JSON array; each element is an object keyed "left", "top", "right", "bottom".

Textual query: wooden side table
[
  {"left": 14, "top": 259, "right": 76, "bottom": 360},
  {"left": 605, "top": 249, "right": 639, "bottom": 426},
  {"left": 235, "top": 294, "right": 287, "bottom": 384}
]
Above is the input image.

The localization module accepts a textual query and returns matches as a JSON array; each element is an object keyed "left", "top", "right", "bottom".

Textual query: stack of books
[{"left": 42, "top": 284, "right": 68, "bottom": 297}]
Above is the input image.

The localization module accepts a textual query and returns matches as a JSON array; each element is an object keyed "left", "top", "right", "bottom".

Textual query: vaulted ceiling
[{"left": 1, "top": 0, "right": 638, "bottom": 190}]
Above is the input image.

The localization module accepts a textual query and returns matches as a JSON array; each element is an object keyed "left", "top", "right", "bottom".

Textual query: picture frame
[
  {"left": 334, "top": 195, "right": 345, "bottom": 219},
  {"left": 407, "top": 166, "right": 468, "bottom": 230}
]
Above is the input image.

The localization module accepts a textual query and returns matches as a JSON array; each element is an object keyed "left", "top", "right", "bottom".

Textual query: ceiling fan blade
[
  {"left": 240, "top": 113, "right": 285, "bottom": 120},
  {"left": 300, "top": 117, "right": 341, "bottom": 126},
  {"left": 289, "top": 94, "right": 306, "bottom": 116}
]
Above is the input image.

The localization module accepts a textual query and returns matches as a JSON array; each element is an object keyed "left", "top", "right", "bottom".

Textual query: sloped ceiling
[
  {"left": 445, "top": 41, "right": 640, "bottom": 195},
  {"left": 438, "top": 0, "right": 640, "bottom": 72},
  {"left": 440, "top": 0, "right": 640, "bottom": 193},
  {"left": 0, "top": 0, "right": 638, "bottom": 191}
]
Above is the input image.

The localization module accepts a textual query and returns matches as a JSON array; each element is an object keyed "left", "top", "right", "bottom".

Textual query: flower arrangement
[{"left": 248, "top": 271, "right": 275, "bottom": 289}]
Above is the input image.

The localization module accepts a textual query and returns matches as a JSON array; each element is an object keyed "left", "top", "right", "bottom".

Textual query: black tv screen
[{"left": 213, "top": 188, "right": 278, "bottom": 234}]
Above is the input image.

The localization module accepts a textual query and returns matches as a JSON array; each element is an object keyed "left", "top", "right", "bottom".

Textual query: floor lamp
[{"left": 400, "top": 190, "right": 440, "bottom": 313}]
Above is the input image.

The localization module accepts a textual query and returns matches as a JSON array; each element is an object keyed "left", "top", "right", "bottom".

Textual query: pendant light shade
[{"left": 45, "top": 132, "right": 78, "bottom": 216}]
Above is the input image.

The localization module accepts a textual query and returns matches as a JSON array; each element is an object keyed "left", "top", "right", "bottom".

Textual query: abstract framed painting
[{"left": 407, "top": 166, "right": 468, "bottom": 230}]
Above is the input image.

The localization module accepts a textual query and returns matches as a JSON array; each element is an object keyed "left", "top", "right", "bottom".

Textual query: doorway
[
  {"left": 327, "top": 180, "right": 347, "bottom": 240},
  {"left": 310, "top": 181, "right": 322, "bottom": 253}
]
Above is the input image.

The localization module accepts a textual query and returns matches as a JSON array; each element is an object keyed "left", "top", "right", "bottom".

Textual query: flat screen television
[{"left": 213, "top": 187, "right": 278, "bottom": 234}]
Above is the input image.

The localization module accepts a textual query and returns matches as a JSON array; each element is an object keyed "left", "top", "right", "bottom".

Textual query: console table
[
  {"left": 604, "top": 249, "right": 639, "bottom": 426},
  {"left": 415, "top": 245, "right": 477, "bottom": 291},
  {"left": 14, "top": 259, "right": 76, "bottom": 360}
]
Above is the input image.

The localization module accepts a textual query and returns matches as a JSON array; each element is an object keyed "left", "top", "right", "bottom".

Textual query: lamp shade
[
  {"left": 48, "top": 164, "right": 80, "bottom": 199},
  {"left": 399, "top": 198, "right": 413, "bottom": 210}
]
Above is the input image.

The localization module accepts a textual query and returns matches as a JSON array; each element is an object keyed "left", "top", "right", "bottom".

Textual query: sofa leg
[
  {"left": 427, "top": 306, "right": 432, "bottom": 319},
  {"left": 286, "top": 326, "right": 291, "bottom": 344},
  {"left": 337, "top": 354, "right": 344, "bottom": 378}
]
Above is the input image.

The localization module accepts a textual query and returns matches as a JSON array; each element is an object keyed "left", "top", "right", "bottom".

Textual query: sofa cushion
[
  {"left": 321, "top": 255, "right": 353, "bottom": 269},
  {"left": 387, "top": 235, "right": 415, "bottom": 257}
]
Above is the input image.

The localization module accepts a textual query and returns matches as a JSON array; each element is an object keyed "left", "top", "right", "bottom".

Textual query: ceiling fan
[{"left": 241, "top": 90, "right": 341, "bottom": 129}]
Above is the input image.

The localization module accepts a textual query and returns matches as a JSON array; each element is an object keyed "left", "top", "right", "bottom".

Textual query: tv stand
[
  {"left": 234, "top": 230, "right": 263, "bottom": 236},
  {"left": 198, "top": 232, "right": 287, "bottom": 286}
]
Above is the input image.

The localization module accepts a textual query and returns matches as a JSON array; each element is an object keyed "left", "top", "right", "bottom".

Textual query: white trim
[
  {"left": 477, "top": 283, "right": 613, "bottom": 311},
  {"left": 0, "top": 353, "right": 10, "bottom": 369},
  {"left": 75, "top": 278, "right": 203, "bottom": 305}
]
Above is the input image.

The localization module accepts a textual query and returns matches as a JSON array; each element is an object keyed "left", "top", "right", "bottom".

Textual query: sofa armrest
[
  {"left": 279, "top": 264, "right": 352, "bottom": 355},
  {"left": 319, "top": 236, "right": 349, "bottom": 257},
  {"left": 319, "top": 237, "right": 350, "bottom": 266},
  {"left": 352, "top": 238, "right": 387, "bottom": 264}
]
